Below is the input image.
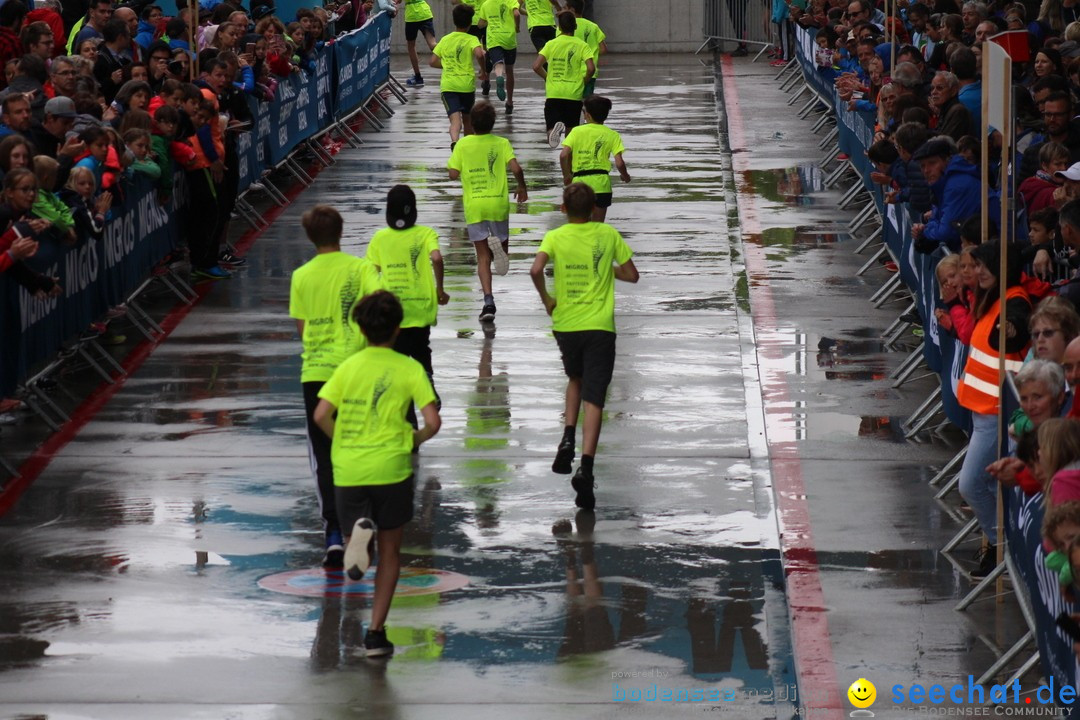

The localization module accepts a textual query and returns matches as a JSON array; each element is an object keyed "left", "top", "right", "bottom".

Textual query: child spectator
[
  {"left": 74, "top": 126, "right": 114, "bottom": 189},
  {"left": 124, "top": 128, "right": 159, "bottom": 179},
  {"left": 529, "top": 182, "right": 639, "bottom": 511},
  {"left": 59, "top": 164, "right": 110, "bottom": 240},
  {"left": 944, "top": 246, "right": 979, "bottom": 345},
  {"left": 447, "top": 100, "right": 528, "bottom": 322},
  {"left": 1029, "top": 207, "right": 1064, "bottom": 280},
  {"left": 560, "top": 94, "right": 630, "bottom": 222},
  {"left": 313, "top": 290, "right": 442, "bottom": 658},
  {"left": 290, "top": 204, "right": 380, "bottom": 571},
  {"left": 1020, "top": 142, "right": 1069, "bottom": 216},
  {"left": 31, "top": 155, "right": 75, "bottom": 244},
  {"left": 933, "top": 254, "right": 961, "bottom": 333},
  {"left": 151, "top": 104, "right": 190, "bottom": 203},
  {"left": 365, "top": 184, "right": 448, "bottom": 427},
  {"left": 1040, "top": 418, "right": 1080, "bottom": 506}
]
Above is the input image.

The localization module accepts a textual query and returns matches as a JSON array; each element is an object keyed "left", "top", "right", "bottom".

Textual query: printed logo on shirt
[
  {"left": 591, "top": 238, "right": 603, "bottom": 278},
  {"left": 371, "top": 371, "right": 392, "bottom": 413},
  {"left": 409, "top": 242, "right": 423, "bottom": 278},
  {"left": 487, "top": 148, "right": 498, "bottom": 178},
  {"left": 593, "top": 139, "right": 604, "bottom": 161}
]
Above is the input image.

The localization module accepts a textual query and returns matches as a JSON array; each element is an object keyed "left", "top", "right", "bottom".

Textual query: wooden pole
[
  {"left": 189, "top": 0, "right": 198, "bottom": 81},
  {"left": 995, "top": 55, "right": 1013, "bottom": 602}
]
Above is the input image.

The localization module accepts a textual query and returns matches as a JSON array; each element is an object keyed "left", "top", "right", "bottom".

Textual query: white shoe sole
[
  {"left": 548, "top": 121, "right": 565, "bottom": 149},
  {"left": 487, "top": 234, "right": 509, "bottom": 276},
  {"left": 344, "top": 519, "right": 375, "bottom": 580}
]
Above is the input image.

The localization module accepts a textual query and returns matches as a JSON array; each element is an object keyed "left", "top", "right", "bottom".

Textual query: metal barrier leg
[
  {"left": 839, "top": 185, "right": 866, "bottom": 210},
  {"left": 853, "top": 225, "right": 883, "bottom": 254},
  {"left": 385, "top": 75, "right": 409, "bottom": 104},
  {"left": 905, "top": 399, "right": 943, "bottom": 438},
  {"left": 891, "top": 351, "right": 931, "bottom": 389},
  {"left": 810, "top": 112, "right": 831, "bottom": 133},
  {"left": 29, "top": 382, "right": 69, "bottom": 424},
  {"left": 88, "top": 338, "right": 125, "bottom": 377},
  {"left": 796, "top": 95, "right": 818, "bottom": 118},
  {"left": 823, "top": 159, "right": 851, "bottom": 186},
  {"left": 856, "top": 245, "right": 887, "bottom": 277},
  {"left": 903, "top": 386, "right": 942, "bottom": 430},
  {"left": 942, "top": 517, "right": 980, "bottom": 554},
  {"left": 930, "top": 446, "right": 967, "bottom": 487},
  {"left": 21, "top": 393, "right": 61, "bottom": 432},
  {"left": 882, "top": 301, "right": 916, "bottom": 343},
  {"left": 1004, "top": 652, "right": 1042, "bottom": 687},
  {"left": 848, "top": 204, "right": 879, "bottom": 234},
  {"left": 335, "top": 119, "right": 364, "bottom": 147},
  {"left": 871, "top": 274, "right": 904, "bottom": 306},
  {"left": 785, "top": 84, "right": 810, "bottom": 106},
  {"left": 360, "top": 106, "right": 385, "bottom": 130},
  {"left": 371, "top": 92, "right": 395, "bottom": 117},
  {"left": 818, "top": 126, "right": 838, "bottom": 149},
  {"left": 77, "top": 344, "right": 115, "bottom": 384},
  {"left": 956, "top": 560, "right": 1010, "bottom": 612},
  {"left": 306, "top": 138, "right": 335, "bottom": 167},
  {"left": 0, "top": 452, "right": 18, "bottom": 478},
  {"left": 934, "top": 471, "right": 961, "bottom": 500},
  {"left": 887, "top": 338, "right": 923, "bottom": 379}
]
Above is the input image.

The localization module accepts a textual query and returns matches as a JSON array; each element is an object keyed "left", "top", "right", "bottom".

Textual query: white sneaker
[
  {"left": 547, "top": 121, "right": 565, "bottom": 149},
  {"left": 344, "top": 518, "right": 375, "bottom": 580},
  {"left": 487, "top": 234, "right": 509, "bottom": 276}
]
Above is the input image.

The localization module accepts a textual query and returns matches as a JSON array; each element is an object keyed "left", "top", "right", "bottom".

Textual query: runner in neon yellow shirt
[
  {"left": 533, "top": 12, "right": 594, "bottom": 148},
  {"left": 431, "top": 4, "right": 488, "bottom": 148},
  {"left": 451, "top": 0, "right": 492, "bottom": 94},
  {"left": 521, "top": 0, "right": 558, "bottom": 52},
  {"left": 560, "top": 95, "right": 631, "bottom": 222},
  {"left": 289, "top": 205, "right": 380, "bottom": 570},
  {"left": 447, "top": 101, "right": 528, "bottom": 323},
  {"left": 567, "top": 0, "right": 605, "bottom": 96},
  {"left": 366, "top": 185, "right": 449, "bottom": 428},
  {"left": 400, "top": 0, "right": 437, "bottom": 87},
  {"left": 529, "top": 183, "right": 638, "bottom": 512},
  {"left": 477, "top": 0, "right": 520, "bottom": 112},
  {"left": 314, "top": 290, "right": 442, "bottom": 658}
]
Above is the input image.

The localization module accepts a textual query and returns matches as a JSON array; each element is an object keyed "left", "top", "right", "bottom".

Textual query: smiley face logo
[{"left": 847, "top": 678, "right": 877, "bottom": 709}]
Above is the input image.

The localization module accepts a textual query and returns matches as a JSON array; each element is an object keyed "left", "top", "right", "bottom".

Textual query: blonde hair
[
  {"left": 935, "top": 254, "right": 960, "bottom": 286},
  {"left": 1039, "top": 417, "right": 1080, "bottom": 481},
  {"left": 65, "top": 165, "right": 96, "bottom": 193}
]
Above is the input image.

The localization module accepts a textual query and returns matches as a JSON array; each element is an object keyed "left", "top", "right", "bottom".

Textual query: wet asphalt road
[
  {"left": 0, "top": 54, "right": 799, "bottom": 719},
  {"left": 0, "top": 53, "right": 1023, "bottom": 719}
]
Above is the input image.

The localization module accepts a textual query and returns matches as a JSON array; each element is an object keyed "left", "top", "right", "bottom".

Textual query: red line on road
[
  {"left": 0, "top": 127, "right": 361, "bottom": 517},
  {"left": 720, "top": 55, "right": 845, "bottom": 718}
]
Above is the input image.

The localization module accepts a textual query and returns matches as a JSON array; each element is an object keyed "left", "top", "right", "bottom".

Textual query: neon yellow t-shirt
[
  {"left": 522, "top": 0, "right": 555, "bottom": 29},
  {"left": 366, "top": 225, "right": 441, "bottom": 329},
  {"left": 574, "top": 17, "right": 605, "bottom": 68},
  {"left": 404, "top": 0, "right": 434, "bottom": 23},
  {"left": 562, "top": 122, "right": 624, "bottom": 195},
  {"left": 319, "top": 347, "right": 437, "bottom": 487},
  {"left": 289, "top": 252, "right": 379, "bottom": 383},
  {"left": 539, "top": 33, "right": 590, "bottom": 101},
  {"left": 537, "top": 221, "right": 633, "bottom": 333},
  {"left": 447, "top": 133, "right": 516, "bottom": 224},
  {"left": 433, "top": 31, "right": 481, "bottom": 92},
  {"left": 478, "top": 0, "right": 518, "bottom": 50}
]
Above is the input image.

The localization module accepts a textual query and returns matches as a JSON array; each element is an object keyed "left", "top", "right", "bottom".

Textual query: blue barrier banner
[
  {"left": 236, "top": 96, "right": 271, "bottom": 191},
  {"left": 1, "top": 173, "right": 177, "bottom": 393},
  {"left": 333, "top": 12, "right": 392, "bottom": 117}
]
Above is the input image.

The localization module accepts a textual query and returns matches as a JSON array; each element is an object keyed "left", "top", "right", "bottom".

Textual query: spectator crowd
[
  {"left": 784, "top": 0, "right": 1080, "bottom": 590},
  {"left": 0, "top": 0, "right": 397, "bottom": 414}
]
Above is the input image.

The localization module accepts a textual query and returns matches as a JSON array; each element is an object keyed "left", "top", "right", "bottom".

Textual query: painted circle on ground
[{"left": 258, "top": 566, "right": 470, "bottom": 598}]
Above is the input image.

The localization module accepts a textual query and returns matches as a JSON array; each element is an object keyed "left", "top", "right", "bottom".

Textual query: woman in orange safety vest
[{"left": 955, "top": 241, "right": 1031, "bottom": 578}]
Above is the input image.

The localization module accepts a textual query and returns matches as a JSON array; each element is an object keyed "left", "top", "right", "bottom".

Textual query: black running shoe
[
  {"left": 970, "top": 545, "right": 997, "bottom": 579},
  {"left": 571, "top": 466, "right": 596, "bottom": 511},
  {"left": 552, "top": 438, "right": 575, "bottom": 474},
  {"left": 364, "top": 628, "right": 395, "bottom": 657},
  {"left": 219, "top": 251, "right": 247, "bottom": 267},
  {"left": 322, "top": 544, "right": 344, "bottom": 570},
  {"left": 481, "top": 79, "right": 490, "bottom": 96},
  {"left": 479, "top": 303, "right": 496, "bottom": 322}
]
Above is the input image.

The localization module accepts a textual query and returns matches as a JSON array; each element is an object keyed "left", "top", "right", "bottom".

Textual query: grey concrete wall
[{"left": 387, "top": 0, "right": 705, "bottom": 55}]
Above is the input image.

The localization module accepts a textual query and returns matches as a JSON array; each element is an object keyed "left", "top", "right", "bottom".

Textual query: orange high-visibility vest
[{"left": 956, "top": 286, "right": 1030, "bottom": 415}]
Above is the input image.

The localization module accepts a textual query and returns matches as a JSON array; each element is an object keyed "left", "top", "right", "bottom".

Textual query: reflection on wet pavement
[{"left": 0, "top": 55, "right": 801, "bottom": 718}]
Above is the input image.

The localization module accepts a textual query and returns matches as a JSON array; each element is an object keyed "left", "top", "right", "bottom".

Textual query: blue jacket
[
  {"left": 135, "top": 20, "right": 156, "bottom": 50},
  {"left": 923, "top": 155, "right": 982, "bottom": 252},
  {"left": 958, "top": 81, "right": 982, "bottom": 135},
  {"left": 899, "top": 158, "right": 934, "bottom": 216}
]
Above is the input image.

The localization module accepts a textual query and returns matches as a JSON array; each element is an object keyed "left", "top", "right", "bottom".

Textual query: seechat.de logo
[{"left": 848, "top": 678, "right": 877, "bottom": 717}]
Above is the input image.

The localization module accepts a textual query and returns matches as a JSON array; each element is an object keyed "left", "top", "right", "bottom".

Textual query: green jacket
[{"left": 33, "top": 189, "right": 74, "bottom": 233}]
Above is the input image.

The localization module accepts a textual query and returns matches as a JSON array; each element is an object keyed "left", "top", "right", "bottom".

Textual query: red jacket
[
  {"left": 1019, "top": 175, "right": 1058, "bottom": 215},
  {"left": 26, "top": 8, "right": 66, "bottom": 56}
]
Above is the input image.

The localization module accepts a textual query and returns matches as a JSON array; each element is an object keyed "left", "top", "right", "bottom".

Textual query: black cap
[
  {"left": 386, "top": 184, "right": 417, "bottom": 230},
  {"left": 911, "top": 137, "right": 954, "bottom": 161}
]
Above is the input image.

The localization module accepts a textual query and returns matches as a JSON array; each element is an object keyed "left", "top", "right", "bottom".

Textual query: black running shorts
[
  {"left": 554, "top": 330, "right": 616, "bottom": 408},
  {"left": 336, "top": 475, "right": 415, "bottom": 533}
]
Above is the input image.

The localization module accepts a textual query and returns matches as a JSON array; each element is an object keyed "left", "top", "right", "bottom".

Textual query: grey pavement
[{"left": 0, "top": 53, "right": 1025, "bottom": 720}]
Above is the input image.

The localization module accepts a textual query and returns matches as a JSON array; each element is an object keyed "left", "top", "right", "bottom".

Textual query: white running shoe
[
  {"left": 548, "top": 121, "right": 565, "bottom": 149},
  {"left": 487, "top": 234, "right": 510, "bottom": 276},
  {"left": 344, "top": 518, "right": 375, "bottom": 580}
]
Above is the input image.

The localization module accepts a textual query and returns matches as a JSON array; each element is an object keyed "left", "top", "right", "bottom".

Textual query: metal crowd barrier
[
  {"left": 768, "top": 23, "right": 1080, "bottom": 702},
  {"left": 698, "top": 0, "right": 774, "bottom": 59}
]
